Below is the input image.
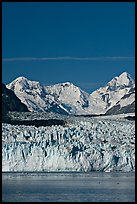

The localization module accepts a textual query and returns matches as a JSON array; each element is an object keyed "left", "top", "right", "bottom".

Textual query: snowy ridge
[
  {"left": 87, "top": 72, "right": 135, "bottom": 114},
  {"left": 2, "top": 118, "right": 135, "bottom": 172},
  {"left": 44, "top": 82, "right": 89, "bottom": 114},
  {"left": 6, "top": 72, "right": 135, "bottom": 115},
  {"left": 106, "top": 85, "right": 135, "bottom": 115},
  {"left": 6, "top": 77, "right": 69, "bottom": 114}
]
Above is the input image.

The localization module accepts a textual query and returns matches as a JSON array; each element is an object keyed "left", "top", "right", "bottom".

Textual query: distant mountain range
[{"left": 5, "top": 72, "right": 135, "bottom": 115}]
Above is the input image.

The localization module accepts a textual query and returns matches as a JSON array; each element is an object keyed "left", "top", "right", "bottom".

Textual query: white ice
[{"left": 2, "top": 116, "right": 135, "bottom": 172}]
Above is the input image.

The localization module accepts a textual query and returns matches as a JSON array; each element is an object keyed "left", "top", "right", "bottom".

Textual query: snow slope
[
  {"left": 44, "top": 82, "right": 89, "bottom": 114},
  {"left": 6, "top": 76, "right": 69, "bottom": 115},
  {"left": 6, "top": 72, "right": 135, "bottom": 115},
  {"left": 87, "top": 72, "right": 135, "bottom": 114},
  {"left": 106, "top": 86, "right": 135, "bottom": 115},
  {"left": 2, "top": 117, "right": 135, "bottom": 172}
]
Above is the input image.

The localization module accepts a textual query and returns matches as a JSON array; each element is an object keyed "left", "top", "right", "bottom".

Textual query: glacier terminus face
[{"left": 2, "top": 116, "right": 135, "bottom": 172}]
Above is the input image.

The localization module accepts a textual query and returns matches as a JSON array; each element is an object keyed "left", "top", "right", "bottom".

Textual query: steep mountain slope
[
  {"left": 106, "top": 85, "right": 135, "bottom": 115},
  {"left": 6, "top": 77, "right": 69, "bottom": 115},
  {"left": 6, "top": 72, "right": 135, "bottom": 115},
  {"left": 2, "top": 83, "right": 29, "bottom": 122},
  {"left": 44, "top": 82, "right": 89, "bottom": 114},
  {"left": 87, "top": 72, "right": 135, "bottom": 114},
  {"left": 2, "top": 83, "right": 29, "bottom": 112}
]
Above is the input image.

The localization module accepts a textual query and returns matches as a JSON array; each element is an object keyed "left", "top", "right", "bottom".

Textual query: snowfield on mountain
[
  {"left": 6, "top": 72, "right": 135, "bottom": 115},
  {"left": 87, "top": 72, "right": 135, "bottom": 114},
  {"left": 2, "top": 115, "right": 135, "bottom": 172},
  {"left": 44, "top": 82, "right": 89, "bottom": 114},
  {"left": 6, "top": 76, "right": 69, "bottom": 115}
]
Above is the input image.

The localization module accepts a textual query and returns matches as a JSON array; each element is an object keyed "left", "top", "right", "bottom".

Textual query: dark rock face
[
  {"left": 105, "top": 85, "right": 135, "bottom": 115},
  {"left": 106, "top": 101, "right": 135, "bottom": 115},
  {"left": 5, "top": 119, "right": 66, "bottom": 127},
  {"left": 2, "top": 83, "right": 29, "bottom": 122},
  {"left": 2, "top": 83, "right": 29, "bottom": 112},
  {"left": 125, "top": 116, "right": 135, "bottom": 121}
]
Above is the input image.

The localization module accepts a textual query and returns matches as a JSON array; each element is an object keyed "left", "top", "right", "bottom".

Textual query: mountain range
[{"left": 5, "top": 72, "right": 135, "bottom": 115}]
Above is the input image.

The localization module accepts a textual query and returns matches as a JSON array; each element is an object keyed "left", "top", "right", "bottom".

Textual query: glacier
[{"left": 2, "top": 116, "right": 135, "bottom": 172}]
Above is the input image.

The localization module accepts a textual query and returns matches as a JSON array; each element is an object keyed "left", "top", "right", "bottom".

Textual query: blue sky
[{"left": 2, "top": 2, "right": 135, "bottom": 93}]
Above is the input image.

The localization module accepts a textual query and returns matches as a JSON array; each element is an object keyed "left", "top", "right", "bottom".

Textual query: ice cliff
[{"left": 2, "top": 118, "right": 135, "bottom": 172}]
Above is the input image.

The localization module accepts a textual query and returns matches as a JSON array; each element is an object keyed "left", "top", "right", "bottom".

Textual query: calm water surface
[{"left": 2, "top": 172, "right": 135, "bottom": 202}]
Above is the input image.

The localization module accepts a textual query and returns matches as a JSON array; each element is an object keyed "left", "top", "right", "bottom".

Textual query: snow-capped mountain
[
  {"left": 6, "top": 77, "right": 89, "bottom": 115},
  {"left": 106, "top": 85, "right": 135, "bottom": 115},
  {"left": 6, "top": 72, "right": 135, "bottom": 115},
  {"left": 6, "top": 76, "right": 69, "bottom": 115},
  {"left": 87, "top": 72, "right": 135, "bottom": 114},
  {"left": 44, "top": 82, "right": 89, "bottom": 114}
]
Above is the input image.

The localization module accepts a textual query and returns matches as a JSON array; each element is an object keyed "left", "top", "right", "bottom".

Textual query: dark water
[{"left": 2, "top": 172, "right": 135, "bottom": 202}]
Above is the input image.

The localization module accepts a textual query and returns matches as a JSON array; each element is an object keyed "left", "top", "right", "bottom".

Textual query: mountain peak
[
  {"left": 119, "top": 71, "right": 130, "bottom": 77},
  {"left": 6, "top": 72, "right": 135, "bottom": 115},
  {"left": 118, "top": 71, "right": 133, "bottom": 81},
  {"left": 16, "top": 76, "right": 28, "bottom": 80},
  {"left": 60, "top": 82, "right": 73, "bottom": 87},
  {"left": 6, "top": 76, "right": 30, "bottom": 91},
  {"left": 107, "top": 72, "right": 134, "bottom": 89},
  {"left": 116, "top": 71, "right": 134, "bottom": 86}
]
